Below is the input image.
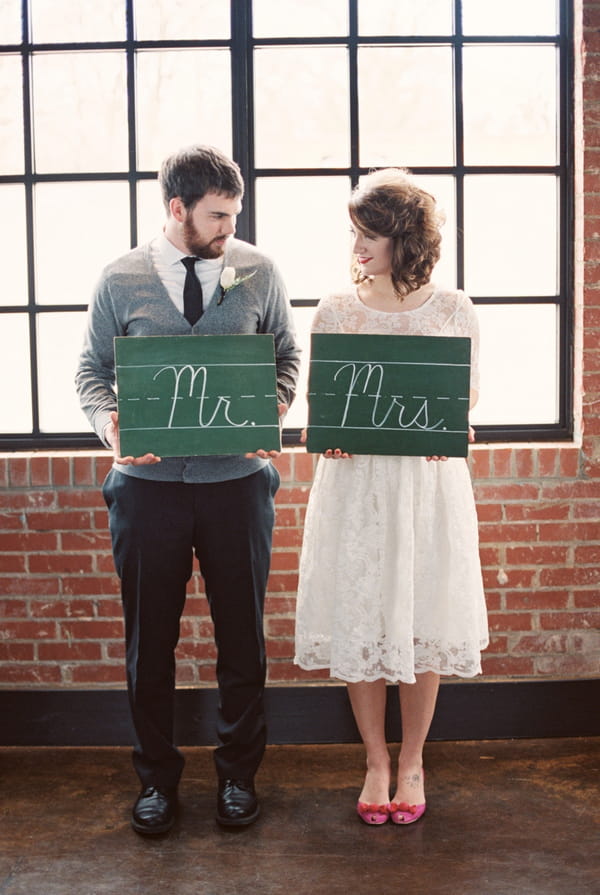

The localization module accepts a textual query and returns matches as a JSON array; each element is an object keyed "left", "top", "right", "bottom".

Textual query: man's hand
[
  {"left": 245, "top": 403, "right": 288, "bottom": 459},
  {"left": 105, "top": 411, "right": 162, "bottom": 466}
]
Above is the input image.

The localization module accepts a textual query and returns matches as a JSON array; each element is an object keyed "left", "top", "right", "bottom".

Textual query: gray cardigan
[{"left": 75, "top": 237, "right": 301, "bottom": 483}]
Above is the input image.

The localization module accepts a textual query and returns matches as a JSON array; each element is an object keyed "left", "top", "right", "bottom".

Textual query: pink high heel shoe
[
  {"left": 388, "top": 800, "right": 426, "bottom": 825},
  {"left": 389, "top": 768, "right": 426, "bottom": 824},
  {"left": 356, "top": 801, "right": 390, "bottom": 825}
]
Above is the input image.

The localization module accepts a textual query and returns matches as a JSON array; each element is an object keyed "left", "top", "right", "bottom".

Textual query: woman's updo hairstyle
[{"left": 349, "top": 168, "right": 444, "bottom": 299}]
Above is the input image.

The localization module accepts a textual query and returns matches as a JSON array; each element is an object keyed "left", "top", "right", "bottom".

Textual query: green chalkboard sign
[
  {"left": 306, "top": 333, "right": 471, "bottom": 457},
  {"left": 115, "top": 334, "right": 281, "bottom": 457}
]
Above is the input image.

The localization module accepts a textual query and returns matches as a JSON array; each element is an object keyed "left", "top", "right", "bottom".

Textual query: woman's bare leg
[
  {"left": 392, "top": 671, "right": 440, "bottom": 805},
  {"left": 347, "top": 679, "right": 391, "bottom": 804}
]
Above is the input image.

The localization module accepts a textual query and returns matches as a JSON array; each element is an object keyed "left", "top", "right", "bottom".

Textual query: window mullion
[
  {"left": 348, "top": 0, "right": 359, "bottom": 187},
  {"left": 126, "top": 0, "right": 138, "bottom": 248},
  {"left": 21, "top": 0, "right": 40, "bottom": 435},
  {"left": 558, "top": 0, "right": 574, "bottom": 435},
  {"left": 231, "top": 0, "right": 254, "bottom": 243},
  {"left": 454, "top": 0, "right": 465, "bottom": 292}
]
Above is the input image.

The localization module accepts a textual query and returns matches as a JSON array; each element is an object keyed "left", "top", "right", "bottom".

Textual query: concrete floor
[{"left": 1, "top": 738, "right": 598, "bottom": 895}]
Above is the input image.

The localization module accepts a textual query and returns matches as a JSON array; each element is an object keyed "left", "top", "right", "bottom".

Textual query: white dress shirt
[{"left": 151, "top": 232, "right": 224, "bottom": 313}]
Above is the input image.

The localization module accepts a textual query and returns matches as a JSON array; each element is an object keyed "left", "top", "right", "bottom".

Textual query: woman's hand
[
  {"left": 426, "top": 425, "right": 475, "bottom": 462},
  {"left": 322, "top": 448, "right": 352, "bottom": 459},
  {"left": 300, "top": 429, "right": 352, "bottom": 459}
]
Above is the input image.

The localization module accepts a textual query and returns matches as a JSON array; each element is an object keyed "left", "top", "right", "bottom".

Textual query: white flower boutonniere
[{"left": 218, "top": 267, "right": 257, "bottom": 304}]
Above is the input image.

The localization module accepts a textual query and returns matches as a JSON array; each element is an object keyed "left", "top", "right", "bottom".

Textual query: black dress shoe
[
  {"left": 216, "top": 778, "right": 260, "bottom": 827},
  {"left": 131, "top": 785, "right": 177, "bottom": 835}
]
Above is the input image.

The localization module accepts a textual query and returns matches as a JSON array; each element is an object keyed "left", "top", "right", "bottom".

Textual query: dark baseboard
[{"left": 1, "top": 679, "right": 599, "bottom": 747}]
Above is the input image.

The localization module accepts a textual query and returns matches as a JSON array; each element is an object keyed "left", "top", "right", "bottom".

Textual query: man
[{"left": 76, "top": 145, "right": 300, "bottom": 834}]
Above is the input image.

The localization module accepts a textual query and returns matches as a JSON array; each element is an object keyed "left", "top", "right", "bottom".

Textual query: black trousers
[{"left": 102, "top": 464, "right": 279, "bottom": 791}]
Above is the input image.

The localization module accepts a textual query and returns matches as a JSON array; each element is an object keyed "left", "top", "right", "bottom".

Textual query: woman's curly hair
[{"left": 349, "top": 168, "right": 445, "bottom": 299}]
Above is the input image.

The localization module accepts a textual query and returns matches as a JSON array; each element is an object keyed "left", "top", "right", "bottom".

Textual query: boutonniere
[{"left": 218, "top": 267, "right": 257, "bottom": 304}]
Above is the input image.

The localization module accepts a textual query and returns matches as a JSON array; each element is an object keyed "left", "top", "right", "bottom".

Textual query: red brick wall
[
  {"left": 0, "top": 451, "right": 321, "bottom": 687},
  {"left": 0, "top": 2, "right": 599, "bottom": 688},
  {"left": 0, "top": 438, "right": 598, "bottom": 687}
]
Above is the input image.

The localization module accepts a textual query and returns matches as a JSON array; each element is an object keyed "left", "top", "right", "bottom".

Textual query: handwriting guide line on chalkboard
[
  {"left": 120, "top": 424, "right": 275, "bottom": 432},
  {"left": 313, "top": 359, "right": 470, "bottom": 367},
  {"left": 307, "top": 393, "right": 468, "bottom": 400},
  {"left": 309, "top": 426, "right": 468, "bottom": 434},
  {"left": 115, "top": 362, "right": 274, "bottom": 370},
  {"left": 120, "top": 396, "right": 275, "bottom": 404}
]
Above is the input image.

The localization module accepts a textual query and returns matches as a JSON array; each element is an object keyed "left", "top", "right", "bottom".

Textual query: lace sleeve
[{"left": 455, "top": 292, "right": 480, "bottom": 394}]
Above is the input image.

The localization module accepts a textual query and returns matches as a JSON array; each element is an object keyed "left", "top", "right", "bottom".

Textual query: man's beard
[{"left": 182, "top": 216, "right": 227, "bottom": 259}]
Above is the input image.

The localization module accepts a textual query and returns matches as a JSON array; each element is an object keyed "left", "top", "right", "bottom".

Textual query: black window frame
[{"left": 0, "top": 0, "right": 574, "bottom": 451}]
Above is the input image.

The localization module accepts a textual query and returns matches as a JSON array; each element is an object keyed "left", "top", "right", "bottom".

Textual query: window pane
[
  {"left": 413, "top": 175, "right": 457, "bottom": 288},
  {"left": 135, "top": 0, "right": 229, "bottom": 40},
  {"left": 136, "top": 49, "right": 232, "bottom": 171},
  {"left": 359, "top": 47, "right": 454, "bottom": 167},
  {"left": 463, "top": 47, "right": 557, "bottom": 166},
  {"left": 32, "top": 52, "right": 128, "bottom": 174},
  {"left": 137, "top": 179, "right": 166, "bottom": 246},
  {"left": 34, "top": 182, "right": 131, "bottom": 305},
  {"left": 471, "top": 305, "right": 558, "bottom": 425},
  {"left": 0, "top": 186, "right": 28, "bottom": 306},
  {"left": 0, "top": 0, "right": 21, "bottom": 42},
  {"left": 462, "top": 0, "right": 558, "bottom": 36},
  {"left": 253, "top": 0, "right": 347, "bottom": 37},
  {"left": 30, "top": 0, "right": 125, "bottom": 42},
  {"left": 256, "top": 176, "right": 351, "bottom": 299},
  {"left": 254, "top": 48, "right": 349, "bottom": 168},
  {"left": 464, "top": 175, "right": 557, "bottom": 297},
  {"left": 358, "top": 0, "right": 453, "bottom": 36},
  {"left": 0, "top": 55, "right": 24, "bottom": 174},
  {"left": 0, "top": 314, "right": 32, "bottom": 432},
  {"left": 37, "top": 312, "right": 90, "bottom": 432},
  {"left": 286, "top": 306, "right": 315, "bottom": 430}
]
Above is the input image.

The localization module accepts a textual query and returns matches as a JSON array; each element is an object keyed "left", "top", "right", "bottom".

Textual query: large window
[{"left": 0, "top": 0, "right": 572, "bottom": 449}]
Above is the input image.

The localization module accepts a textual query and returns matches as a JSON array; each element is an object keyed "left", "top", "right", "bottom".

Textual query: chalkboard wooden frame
[
  {"left": 306, "top": 333, "right": 471, "bottom": 457},
  {"left": 115, "top": 334, "right": 281, "bottom": 457}
]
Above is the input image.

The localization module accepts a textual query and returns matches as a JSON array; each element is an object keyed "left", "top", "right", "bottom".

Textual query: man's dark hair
[{"left": 158, "top": 144, "right": 244, "bottom": 212}]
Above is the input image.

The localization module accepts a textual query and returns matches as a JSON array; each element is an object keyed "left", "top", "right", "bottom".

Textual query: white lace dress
[{"left": 294, "top": 287, "right": 489, "bottom": 683}]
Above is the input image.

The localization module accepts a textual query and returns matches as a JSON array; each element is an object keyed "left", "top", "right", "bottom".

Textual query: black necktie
[{"left": 181, "top": 256, "right": 203, "bottom": 325}]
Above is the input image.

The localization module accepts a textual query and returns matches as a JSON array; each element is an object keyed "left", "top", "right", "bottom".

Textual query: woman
[{"left": 294, "top": 169, "right": 488, "bottom": 825}]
